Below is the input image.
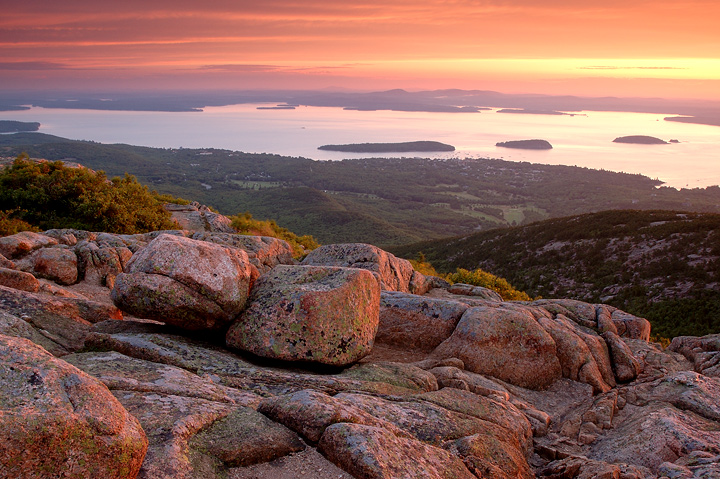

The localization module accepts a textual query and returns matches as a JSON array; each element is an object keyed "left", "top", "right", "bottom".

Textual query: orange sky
[{"left": 2, "top": 0, "right": 719, "bottom": 99}]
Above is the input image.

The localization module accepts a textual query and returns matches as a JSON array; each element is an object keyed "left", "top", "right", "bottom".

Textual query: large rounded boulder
[
  {"left": 431, "top": 305, "right": 562, "bottom": 389},
  {"left": 0, "top": 334, "right": 148, "bottom": 478},
  {"left": 226, "top": 264, "right": 381, "bottom": 366},
  {"left": 111, "top": 233, "right": 258, "bottom": 330}
]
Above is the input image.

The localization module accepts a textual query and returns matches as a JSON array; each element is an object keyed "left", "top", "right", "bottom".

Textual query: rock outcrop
[
  {"left": 227, "top": 265, "right": 380, "bottom": 366},
  {"left": 302, "top": 243, "right": 429, "bottom": 294},
  {"left": 1, "top": 229, "right": 720, "bottom": 478},
  {"left": 165, "top": 201, "right": 235, "bottom": 233},
  {"left": 0, "top": 335, "right": 147, "bottom": 479},
  {"left": 112, "top": 233, "right": 258, "bottom": 330}
]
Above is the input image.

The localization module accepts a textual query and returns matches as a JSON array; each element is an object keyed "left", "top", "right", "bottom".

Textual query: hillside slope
[
  {"left": 391, "top": 210, "right": 720, "bottom": 338},
  {"left": 3, "top": 133, "right": 720, "bottom": 246}
]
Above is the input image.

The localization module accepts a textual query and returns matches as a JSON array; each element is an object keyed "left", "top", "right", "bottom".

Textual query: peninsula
[
  {"left": 0, "top": 120, "right": 40, "bottom": 133},
  {"left": 318, "top": 141, "right": 455, "bottom": 153},
  {"left": 496, "top": 139, "right": 553, "bottom": 150},
  {"left": 613, "top": 135, "right": 668, "bottom": 144}
]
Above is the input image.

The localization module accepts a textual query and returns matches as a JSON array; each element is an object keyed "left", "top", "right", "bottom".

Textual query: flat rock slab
[
  {"left": 319, "top": 423, "right": 475, "bottom": 479},
  {"left": 0, "top": 335, "right": 147, "bottom": 479},
  {"left": 227, "top": 265, "right": 380, "bottom": 366},
  {"left": 0, "top": 284, "right": 122, "bottom": 353}
]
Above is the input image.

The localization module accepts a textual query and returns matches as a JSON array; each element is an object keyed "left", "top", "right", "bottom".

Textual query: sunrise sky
[{"left": 2, "top": 0, "right": 719, "bottom": 100}]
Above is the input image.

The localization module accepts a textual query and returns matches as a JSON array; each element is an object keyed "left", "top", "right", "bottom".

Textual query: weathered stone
[
  {"left": 0, "top": 253, "right": 15, "bottom": 268},
  {"left": 0, "top": 284, "right": 122, "bottom": 353},
  {"left": 339, "top": 361, "right": 438, "bottom": 393},
  {"left": 431, "top": 305, "right": 562, "bottom": 389},
  {"left": 113, "top": 273, "right": 235, "bottom": 330},
  {"left": 112, "top": 233, "right": 257, "bottom": 330},
  {"left": 0, "top": 266, "right": 39, "bottom": 292},
  {"left": 611, "top": 309, "right": 651, "bottom": 341},
  {"left": 30, "top": 247, "right": 78, "bottom": 285},
  {"left": 447, "top": 283, "right": 503, "bottom": 301},
  {"left": 259, "top": 389, "right": 409, "bottom": 443},
  {"left": 538, "top": 315, "right": 612, "bottom": 394},
  {"left": 301, "top": 242, "right": 428, "bottom": 294},
  {"left": 0, "top": 231, "right": 58, "bottom": 259},
  {"left": 76, "top": 240, "right": 133, "bottom": 287},
  {"left": 539, "top": 456, "right": 654, "bottom": 479},
  {"left": 166, "top": 201, "right": 236, "bottom": 233},
  {"left": 64, "top": 351, "right": 238, "bottom": 403},
  {"left": 0, "top": 335, "right": 147, "bottom": 478},
  {"left": 603, "top": 330, "right": 642, "bottom": 382},
  {"left": 0, "top": 309, "right": 68, "bottom": 356},
  {"left": 418, "top": 387, "right": 533, "bottom": 454},
  {"left": 588, "top": 402, "right": 720, "bottom": 471},
  {"left": 227, "top": 265, "right": 380, "bottom": 366},
  {"left": 318, "top": 423, "right": 476, "bottom": 479},
  {"left": 596, "top": 305, "right": 619, "bottom": 335},
  {"left": 113, "top": 389, "right": 233, "bottom": 479},
  {"left": 669, "top": 334, "right": 720, "bottom": 377},
  {"left": 189, "top": 406, "right": 305, "bottom": 467},
  {"left": 533, "top": 299, "right": 598, "bottom": 330},
  {"left": 334, "top": 392, "right": 491, "bottom": 445},
  {"left": 190, "top": 232, "right": 295, "bottom": 273},
  {"left": 444, "top": 431, "right": 534, "bottom": 479},
  {"left": 377, "top": 291, "right": 468, "bottom": 351}
]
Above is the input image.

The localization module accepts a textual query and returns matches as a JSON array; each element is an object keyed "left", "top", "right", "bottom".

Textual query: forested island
[
  {"left": 0, "top": 120, "right": 40, "bottom": 133},
  {"left": 318, "top": 141, "right": 455, "bottom": 153},
  {"left": 496, "top": 139, "right": 553, "bottom": 150},
  {"left": 613, "top": 135, "right": 668, "bottom": 144}
]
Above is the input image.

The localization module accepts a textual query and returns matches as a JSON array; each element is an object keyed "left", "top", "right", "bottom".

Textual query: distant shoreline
[
  {"left": 318, "top": 141, "right": 456, "bottom": 153},
  {"left": 664, "top": 116, "right": 720, "bottom": 127}
]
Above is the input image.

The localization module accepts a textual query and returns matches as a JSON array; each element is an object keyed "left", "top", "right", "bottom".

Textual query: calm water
[{"left": 3, "top": 104, "right": 719, "bottom": 188}]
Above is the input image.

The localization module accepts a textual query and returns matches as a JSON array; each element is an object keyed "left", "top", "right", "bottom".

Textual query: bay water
[{"left": 3, "top": 104, "right": 718, "bottom": 189}]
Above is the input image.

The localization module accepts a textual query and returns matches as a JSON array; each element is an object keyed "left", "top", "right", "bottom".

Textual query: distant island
[
  {"left": 497, "top": 108, "right": 573, "bottom": 116},
  {"left": 613, "top": 135, "right": 668, "bottom": 145},
  {"left": 664, "top": 116, "right": 720, "bottom": 127},
  {"left": 318, "top": 141, "right": 456, "bottom": 153},
  {"left": 257, "top": 104, "right": 297, "bottom": 110},
  {"left": 496, "top": 139, "right": 553, "bottom": 150},
  {"left": 0, "top": 120, "right": 40, "bottom": 133}
]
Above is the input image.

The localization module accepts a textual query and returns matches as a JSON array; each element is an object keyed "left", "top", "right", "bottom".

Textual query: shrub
[
  {"left": 0, "top": 155, "right": 181, "bottom": 234},
  {"left": 230, "top": 211, "right": 319, "bottom": 259},
  {"left": 446, "top": 267, "right": 533, "bottom": 301}
]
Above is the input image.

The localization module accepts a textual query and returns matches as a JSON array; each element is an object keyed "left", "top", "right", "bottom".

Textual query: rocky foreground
[{"left": 1, "top": 228, "right": 720, "bottom": 478}]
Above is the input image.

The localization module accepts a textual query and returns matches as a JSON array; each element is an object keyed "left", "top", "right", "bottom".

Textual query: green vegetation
[
  {"left": 410, "top": 254, "right": 531, "bottom": 301},
  {"left": 0, "top": 155, "right": 184, "bottom": 235},
  {"left": 3, "top": 133, "right": 720, "bottom": 246},
  {"left": 229, "top": 211, "right": 319, "bottom": 258},
  {"left": 393, "top": 210, "right": 720, "bottom": 338},
  {"left": 445, "top": 268, "right": 533, "bottom": 301}
]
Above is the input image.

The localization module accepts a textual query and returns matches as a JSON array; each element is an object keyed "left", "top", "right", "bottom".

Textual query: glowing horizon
[{"left": 1, "top": 1, "right": 719, "bottom": 100}]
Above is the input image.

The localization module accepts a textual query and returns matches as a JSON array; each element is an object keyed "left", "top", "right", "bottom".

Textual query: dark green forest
[{"left": 391, "top": 210, "right": 720, "bottom": 338}]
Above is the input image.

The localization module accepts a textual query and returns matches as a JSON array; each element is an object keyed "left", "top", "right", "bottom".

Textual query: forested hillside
[
  {"left": 391, "top": 210, "right": 720, "bottom": 338},
  {"left": 2, "top": 133, "right": 720, "bottom": 246}
]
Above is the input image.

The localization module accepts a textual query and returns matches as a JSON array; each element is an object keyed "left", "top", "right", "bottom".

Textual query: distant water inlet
[{"left": 3, "top": 104, "right": 719, "bottom": 188}]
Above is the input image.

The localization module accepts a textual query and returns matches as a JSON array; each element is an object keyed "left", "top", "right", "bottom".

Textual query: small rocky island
[
  {"left": 496, "top": 139, "right": 553, "bottom": 150},
  {"left": 318, "top": 141, "right": 455, "bottom": 153},
  {"left": 613, "top": 135, "right": 668, "bottom": 144}
]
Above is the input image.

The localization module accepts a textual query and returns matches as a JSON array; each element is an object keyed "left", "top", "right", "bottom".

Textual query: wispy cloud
[
  {"left": 580, "top": 65, "right": 689, "bottom": 70},
  {"left": 0, "top": 61, "right": 70, "bottom": 70}
]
